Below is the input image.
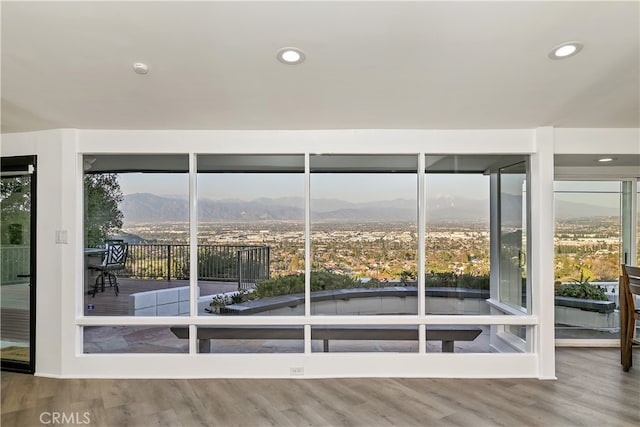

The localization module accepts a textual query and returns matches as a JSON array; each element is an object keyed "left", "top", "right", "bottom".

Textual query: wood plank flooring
[{"left": 2, "top": 348, "right": 639, "bottom": 426}]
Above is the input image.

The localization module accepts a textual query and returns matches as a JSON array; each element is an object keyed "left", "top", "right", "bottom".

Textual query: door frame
[{"left": 1, "top": 155, "right": 37, "bottom": 374}]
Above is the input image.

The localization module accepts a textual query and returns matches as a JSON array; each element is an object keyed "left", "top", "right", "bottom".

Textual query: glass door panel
[
  {"left": 553, "top": 181, "right": 623, "bottom": 339},
  {"left": 1, "top": 156, "right": 36, "bottom": 372},
  {"left": 498, "top": 162, "right": 527, "bottom": 311}
]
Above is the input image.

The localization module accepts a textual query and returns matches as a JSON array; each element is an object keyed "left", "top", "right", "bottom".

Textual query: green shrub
[
  {"left": 554, "top": 283, "right": 608, "bottom": 301},
  {"left": 208, "top": 289, "right": 254, "bottom": 312},
  {"left": 425, "top": 271, "right": 490, "bottom": 290},
  {"left": 253, "top": 273, "right": 304, "bottom": 298},
  {"left": 554, "top": 268, "right": 608, "bottom": 301},
  {"left": 309, "top": 271, "right": 360, "bottom": 291},
  {"left": 253, "top": 270, "right": 492, "bottom": 299},
  {"left": 253, "top": 271, "right": 388, "bottom": 299},
  {"left": 230, "top": 288, "right": 253, "bottom": 304}
]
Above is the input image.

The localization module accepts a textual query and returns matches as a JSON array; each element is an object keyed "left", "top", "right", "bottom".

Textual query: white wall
[
  {"left": 2, "top": 127, "right": 638, "bottom": 379},
  {"left": 1, "top": 129, "right": 78, "bottom": 375},
  {"left": 554, "top": 128, "right": 639, "bottom": 154}
]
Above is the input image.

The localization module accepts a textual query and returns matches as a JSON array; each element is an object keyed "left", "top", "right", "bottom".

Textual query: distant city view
[
  {"left": 96, "top": 171, "right": 636, "bottom": 285},
  {"left": 117, "top": 190, "right": 624, "bottom": 283}
]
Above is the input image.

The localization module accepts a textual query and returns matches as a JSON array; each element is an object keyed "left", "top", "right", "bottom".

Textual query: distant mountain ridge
[
  {"left": 554, "top": 200, "right": 618, "bottom": 220},
  {"left": 120, "top": 193, "right": 618, "bottom": 223}
]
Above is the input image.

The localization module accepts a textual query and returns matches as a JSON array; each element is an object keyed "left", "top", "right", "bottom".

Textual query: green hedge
[
  {"left": 425, "top": 271, "right": 490, "bottom": 290},
  {"left": 554, "top": 282, "right": 608, "bottom": 301},
  {"left": 253, "top": 270, "right": 491, "bottom": 299},
  {"left": 254, "top": 271, "right": 390, "bottom": 298}
]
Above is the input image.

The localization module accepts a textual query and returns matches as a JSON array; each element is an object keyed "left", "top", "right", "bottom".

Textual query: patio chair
[
  {"left": 88, "top": 240, "right": 128, "bottom": 297},
  {"left": 620, "top": 264, "right": 640, "bottom": 371}
]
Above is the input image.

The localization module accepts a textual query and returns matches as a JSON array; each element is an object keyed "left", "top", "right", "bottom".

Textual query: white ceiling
[{"left": 2, "top": 1, "right": 639, "bottom": 133}]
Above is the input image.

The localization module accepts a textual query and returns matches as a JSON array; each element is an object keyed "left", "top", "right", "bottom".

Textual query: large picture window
[{"left": 80, "top": 152, "right": 536, "bottom": 355}]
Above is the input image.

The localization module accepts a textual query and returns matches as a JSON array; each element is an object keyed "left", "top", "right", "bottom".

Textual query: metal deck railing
[
  {"left": 0, "top": 245, "right": 30, "bottom": 285},
  {"left": 121, "top": 244, "right": 270, "bottom": 286}
]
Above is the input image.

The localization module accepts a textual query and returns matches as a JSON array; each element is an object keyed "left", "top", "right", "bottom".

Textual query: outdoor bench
[{"left": 169, "top": 324, "right": 482, "bottom": 353}]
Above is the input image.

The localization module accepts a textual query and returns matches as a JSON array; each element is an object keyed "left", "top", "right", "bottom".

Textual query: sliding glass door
[
  {"left": 554, "top": 180, "right": 631, "bottom": 340},
  {"left": 1, "top": 156, "right": 36, "bottom": 373}
]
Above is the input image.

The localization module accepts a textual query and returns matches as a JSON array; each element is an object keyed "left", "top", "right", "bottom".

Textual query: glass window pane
[
  {"left": 83, "top": 326, "right": 188, "bottom": 353},
  {"left": 424, "top": 155, "right": 529, "bottom": 315},
  {"left": 425, "top": 173, "right": 490, "bottom": 315},
  {"left": 195, "top": 325, "right": 303, "bottom": 353},
  {"left": 424, "top": 324, "right": 492, "bottom": 353},
  {"left": 83, "top": 154, "right": 190, "bottom": 317},
  {"left": 196, "top": 155, "right": 305, "bottom": 319},
  {"left": 310, "top": 155, "right": 418, "bottom": 316},
  {"left": 311, "top": 325, "right": 418, "bottom": 353}
]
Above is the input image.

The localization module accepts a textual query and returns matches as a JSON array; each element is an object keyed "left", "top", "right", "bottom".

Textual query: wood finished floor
[{"left": 2, "top": 348, "right": 639, "bottom": 427}]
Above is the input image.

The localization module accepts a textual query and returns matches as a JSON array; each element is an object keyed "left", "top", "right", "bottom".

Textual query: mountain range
[{"left": 120, "top": 193, "right": 619, "bottom": 223}]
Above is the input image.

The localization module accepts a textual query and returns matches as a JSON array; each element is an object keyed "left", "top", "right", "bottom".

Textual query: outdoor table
[{"left": 84, "top": 248, "right": 106, "bottom": 295}]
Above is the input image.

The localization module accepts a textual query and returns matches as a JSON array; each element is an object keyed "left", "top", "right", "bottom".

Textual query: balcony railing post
[
  {"left": 237, "top": 249, "right": 242, "bottom": 290},
  {"left": 266, "top": 246, "right": 270, "bottom": 280},
  {"left": 167, "top": 244, "right": 172, "bottom": 281}
]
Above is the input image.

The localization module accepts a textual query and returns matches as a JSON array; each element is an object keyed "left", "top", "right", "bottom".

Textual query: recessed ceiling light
[
  {"left": 597, "top": 157, "right": 615, "bottom": 163},
  {"left": 276, "top": 47, "right": 305, "bottom": 65},
  {"left": 133, "top": 62, "right": 149, "bottom": 74},
  {"left": 548, "top": 42, "right": 583, "bottom": 60}
]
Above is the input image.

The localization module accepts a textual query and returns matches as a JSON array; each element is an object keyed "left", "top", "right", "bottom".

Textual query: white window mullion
[
  {"left": 622, "top": 179, "right": 638, "bottom": 266},
  {"left": 304, "top": 153, "right": 311, "bottom": 353},
  {"left": 418, "top": 153, "right": 426, "bottom": 353},
  {"left": 189, "top": 153, "right": 198, "bottom": 355}
]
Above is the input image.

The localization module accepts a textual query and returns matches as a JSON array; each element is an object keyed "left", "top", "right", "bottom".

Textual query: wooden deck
[
  {"left": 85, "top": 278, "right": 239, "bottom": 316},
  {"left": 0, "top": 284, "right": 30, "bottom": 344}
]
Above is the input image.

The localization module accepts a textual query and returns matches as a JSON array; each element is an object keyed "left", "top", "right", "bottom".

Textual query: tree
[
  {"left": 84, "top": 173, "right": 124, "bottom": 246},
  {"left": 0, "top": 176, "right": 31, "bottom": 245},
  {"left": 288, "top": 254, "right": 304, "bottom": 273}
]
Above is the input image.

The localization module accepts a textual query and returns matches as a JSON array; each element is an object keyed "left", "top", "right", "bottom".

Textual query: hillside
[{"left": 120, "top": 193, "right": 618, "bottom": 224}]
